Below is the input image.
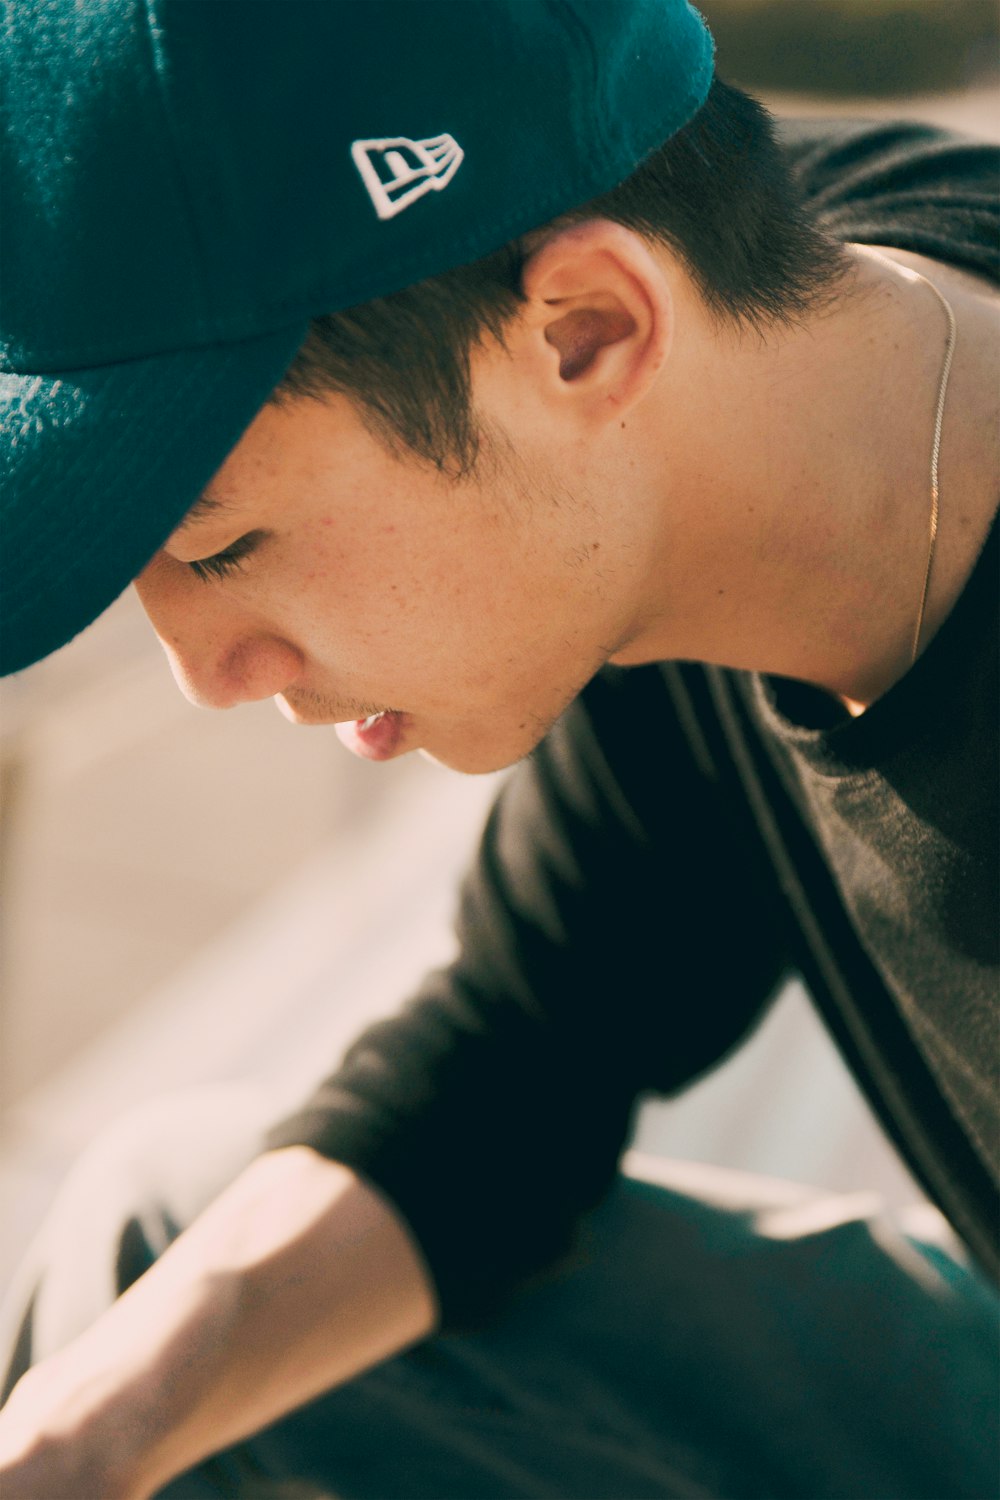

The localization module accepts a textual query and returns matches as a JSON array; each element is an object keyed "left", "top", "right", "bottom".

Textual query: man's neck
[{"left": 621, "top": 244, "right": 999, "bottom": 709}]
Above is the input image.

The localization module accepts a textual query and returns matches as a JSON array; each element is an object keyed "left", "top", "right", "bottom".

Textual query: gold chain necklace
[{"left": 853, "top": 244, "right": 958, "bottom": 665}]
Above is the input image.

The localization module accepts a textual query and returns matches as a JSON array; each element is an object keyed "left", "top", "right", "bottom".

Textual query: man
[{"left": 0, "top": 1, "right": 997, "bottom": 1496}]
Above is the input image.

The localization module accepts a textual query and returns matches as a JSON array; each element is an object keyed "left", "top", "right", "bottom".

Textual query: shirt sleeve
[{"left": 264, "top": 664, "right": 792, "bottom": 1327}]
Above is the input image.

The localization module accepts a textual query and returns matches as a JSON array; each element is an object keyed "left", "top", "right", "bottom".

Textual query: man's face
[{"left": 135, "top": 384, "right": 638, "bottom": 774}]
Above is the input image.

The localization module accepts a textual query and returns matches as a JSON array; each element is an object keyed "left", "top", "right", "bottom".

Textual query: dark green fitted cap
[{"left": 1, "top": 0, "right": 713, "bottom": 676}]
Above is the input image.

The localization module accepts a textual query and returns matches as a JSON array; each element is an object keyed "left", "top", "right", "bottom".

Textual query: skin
[{"left": 136, "top": 219, "right": 999, "bottom": 772}]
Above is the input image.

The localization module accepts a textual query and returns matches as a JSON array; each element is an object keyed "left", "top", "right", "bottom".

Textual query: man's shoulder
[
  {"left": 776, "top": 113, "right": 1000, "bottom": 285},
  {"left": 775, "top": 111, "right": 998, "bottom": 173}
]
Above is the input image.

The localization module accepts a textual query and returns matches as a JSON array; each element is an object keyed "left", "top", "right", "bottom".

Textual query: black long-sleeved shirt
[{"left": 267, "top": 118, "right": 1000, "bottom": 1327}]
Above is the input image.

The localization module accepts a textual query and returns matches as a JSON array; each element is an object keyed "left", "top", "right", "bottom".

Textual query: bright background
[{"left": 2, "top": 0, "right": 997, "bottom": 1289}]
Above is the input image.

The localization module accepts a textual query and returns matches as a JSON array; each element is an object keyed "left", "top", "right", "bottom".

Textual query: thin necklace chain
[{"left": 854, "top": 244, "right": 958, "bottom": 665}]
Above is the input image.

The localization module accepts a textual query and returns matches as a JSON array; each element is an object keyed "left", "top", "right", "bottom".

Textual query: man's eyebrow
[{"left": 178, "top": 491, "right": 233, "bottom": 531}]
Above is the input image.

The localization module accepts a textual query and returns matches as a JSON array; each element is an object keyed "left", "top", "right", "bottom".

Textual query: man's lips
[{"left": 334, "top": 709, "right": 409, "bottom": 761}]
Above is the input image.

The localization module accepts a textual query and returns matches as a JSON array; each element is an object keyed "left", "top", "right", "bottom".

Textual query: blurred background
[{"left": 2, "top": 0, "right": 997, "bottom": 1289}]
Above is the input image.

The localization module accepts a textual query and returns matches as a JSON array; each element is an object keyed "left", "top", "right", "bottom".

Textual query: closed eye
[{"left": 188, "top": 531, "right": 265, "bottom": 582}]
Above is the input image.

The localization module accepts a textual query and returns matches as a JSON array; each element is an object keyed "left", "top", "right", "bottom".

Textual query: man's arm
[
  {"left": 266, "top": 663, "right": 796, "bottom": 1324},
  {"left": 0, "top": 1147, "right": 436, "bottom": 1500}
]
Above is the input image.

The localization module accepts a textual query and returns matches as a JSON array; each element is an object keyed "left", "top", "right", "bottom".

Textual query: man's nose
[
  {"left": 161, "top": 631, "right": 306, "bottom": 711},
  {"left": 134, "top": 557, "right": 305, "bottom": 710}
]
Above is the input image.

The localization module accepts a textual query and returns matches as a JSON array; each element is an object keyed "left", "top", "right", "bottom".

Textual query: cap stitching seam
[
  {"left": 142, "top": 0, "right": 213, "bottom": 326},
  {"left": 547, "top": 0, "right": 613, "bottom": 170}
]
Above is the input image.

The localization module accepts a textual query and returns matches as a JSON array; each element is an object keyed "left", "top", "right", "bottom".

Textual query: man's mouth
[{"left": 335, "top": 709, "right": 408, "bottom": 761}]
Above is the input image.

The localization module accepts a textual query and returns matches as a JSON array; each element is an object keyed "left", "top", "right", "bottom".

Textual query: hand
[{"left": 0, "top": 1354, "right": 144, "bottom": 1500}]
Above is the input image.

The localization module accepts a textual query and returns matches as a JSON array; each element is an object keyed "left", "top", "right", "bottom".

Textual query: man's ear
[{"left": 517, "top": 218, "right": 673, "bottom": 417}]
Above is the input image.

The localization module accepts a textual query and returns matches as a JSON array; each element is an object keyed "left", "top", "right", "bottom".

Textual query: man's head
[
  {"left": 134, "top": 79, "right": 846, "bottom": 773},
  {"left": 2, "top": 1, "right": 846, "bottom": 765},
  {"left": 131, "top": 67, "right": 851, "bottom": 774}
]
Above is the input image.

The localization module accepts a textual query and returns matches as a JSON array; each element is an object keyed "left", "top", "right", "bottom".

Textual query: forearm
[{"left": 0, "top": 1146, "right": 437, "bottom": 1499}]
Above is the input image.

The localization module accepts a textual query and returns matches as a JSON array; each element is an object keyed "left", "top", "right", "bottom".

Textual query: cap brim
[{"left": 1, "top": 324, "right": 308, "bottom": 676}]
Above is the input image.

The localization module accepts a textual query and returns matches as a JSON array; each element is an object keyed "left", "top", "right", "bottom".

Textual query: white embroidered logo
[{"left": 351, "top": 133, "right": 464, "bottom": 220}]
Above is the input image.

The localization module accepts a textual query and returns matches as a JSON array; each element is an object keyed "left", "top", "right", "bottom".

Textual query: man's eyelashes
[{"left": 188, "top": 531, "right": 264, "bottom": 582}]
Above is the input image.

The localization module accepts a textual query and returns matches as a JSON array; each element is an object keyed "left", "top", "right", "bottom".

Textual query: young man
[{"left": 1, "top": 1, "right": 997, "bottom": 1496}]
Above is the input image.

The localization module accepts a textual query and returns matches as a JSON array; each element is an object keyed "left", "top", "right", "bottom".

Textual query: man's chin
[
  {"left": 417, "top": 747, "right": 513, "bottom": 775},
  {"left": 417, "top": 733, "right": 539, "bottom": 776}
]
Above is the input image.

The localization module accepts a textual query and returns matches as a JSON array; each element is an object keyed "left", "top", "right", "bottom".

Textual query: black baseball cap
[{"left": 1, "top": 0, "right": 714, "bottom": 676}]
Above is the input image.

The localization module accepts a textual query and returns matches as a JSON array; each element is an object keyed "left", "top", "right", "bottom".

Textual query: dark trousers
[{"left": 2, "top": 1080, "right": 997, "bottom": 1499}]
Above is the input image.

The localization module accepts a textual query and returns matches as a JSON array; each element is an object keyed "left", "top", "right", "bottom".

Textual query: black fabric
[
  {"left": 266, "top": 118, "right": 1000, "bottom": 1327},
  {"left": 754, "top": 520, "right": 999, "bottom": 1189}
]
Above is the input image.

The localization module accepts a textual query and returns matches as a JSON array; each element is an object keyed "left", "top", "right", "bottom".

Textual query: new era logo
[{"left": 351, "top": 133, "right": 464, "bottom": 220}]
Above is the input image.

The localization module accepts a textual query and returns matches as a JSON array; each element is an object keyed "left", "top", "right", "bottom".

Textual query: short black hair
[{"left": 273, "top": 79, "right": 846, "bottom": 476}]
